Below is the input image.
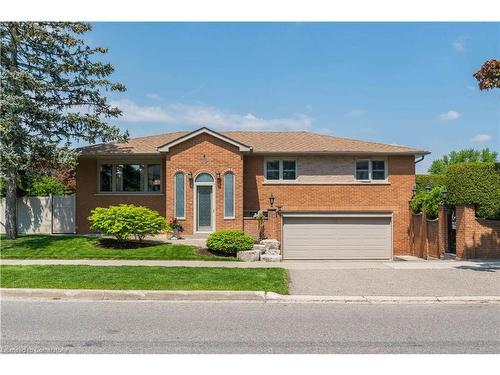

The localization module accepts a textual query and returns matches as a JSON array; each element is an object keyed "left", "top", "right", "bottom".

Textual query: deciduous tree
[
  {"left": 473, "top": 59, "right": 500, "bottom": 90},
  {"left": 428, "top": 148, "right": 498, "bottom": 175}
]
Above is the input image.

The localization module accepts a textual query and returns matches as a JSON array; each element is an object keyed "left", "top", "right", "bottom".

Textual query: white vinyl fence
[{"left": 0, "top": 195, "right": 75, "bottom": 234}]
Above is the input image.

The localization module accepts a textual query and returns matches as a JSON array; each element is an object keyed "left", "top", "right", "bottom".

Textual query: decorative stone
[
  {"left": 237, "top": 250, "right": 261, "bottom": 262},
  {"left": 265, "top": 249, "right": 281, "bottom": 255},
  {"left": 260, "top": 239, "right": 280, "bottom": 251},
  {"left": 252, "top": 244, "right": 267, "bottom": 254},
  {"left": 260, "top": 253, "right": 281, "bottom": 262}
]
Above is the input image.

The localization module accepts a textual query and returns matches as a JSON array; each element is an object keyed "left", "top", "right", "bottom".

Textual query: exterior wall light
[
  {"left": 412, "top": 185, "right": 417, "bottom": 198},
  {"left": 216, "top": 171, "right": 221, "bottom": 180},
  {"left": 187, "top": 172, "right": 193, "bottom": 181},
  {"left": 269, "top": 193, "right": 275, "bottom": 208}
]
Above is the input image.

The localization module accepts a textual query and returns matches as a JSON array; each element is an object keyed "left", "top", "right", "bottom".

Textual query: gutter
[{"left": 415, "top": 154, "right": 426, "bottom": 164}]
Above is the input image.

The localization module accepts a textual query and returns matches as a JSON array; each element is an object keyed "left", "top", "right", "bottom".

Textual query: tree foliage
[
  {"left": 0, "top": 22, "right": 127, "bottom": 238},
  {"left": 409, "top": 186, "right": 447, "bottom": 220},
  {"left": 428, "top": 148, "right": 498, "bottom": 174},
  {"left": 473, "top": 59, "right": 500, "bottom": 90},
  {"left": 26, "top": 175, "right": 66, "bottom": 196}
]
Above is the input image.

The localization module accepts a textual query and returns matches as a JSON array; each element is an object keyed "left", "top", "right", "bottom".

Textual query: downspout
[{"left": 415, "top": 154, "right": 425, "bottom": 164}]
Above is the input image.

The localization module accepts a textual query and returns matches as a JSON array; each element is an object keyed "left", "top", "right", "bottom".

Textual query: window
[
  {"left": 147, "top": 165, "right": 161, "bottom": 192},
  {"left": 265, "top": 159, "right": 297, "bottom": 181},
  {"left": 174, "top": 172, "right": 185, "bottom": 218},
  {"left": 195, "top": 173, "right": 214, "bottom": 183},
  {"left": 116, "top": 164, "right": 144, "bottom": 192},
  {"left": 265, "top": 160, "right": 280, "bottom": 180},
  {"left": 282, "top": 160, "right": 296, "bottom": 180},
  {"left": 99, "top": 164, "right": 112, "bottom": 192},
  {"left": 98, "top": 162, "right": 162, "bottom": 193},
  {"left": 355, "top": 160, "right": 370, "bottom": 180},
  {"left": 372, "top": 160, "right": 386, "bottom": 180},
  {"left": 224, "top": 172, "right": 235, "bottom": 218},
  {"left": 355, "top": 159, "right": 387, "bottom": 181}
]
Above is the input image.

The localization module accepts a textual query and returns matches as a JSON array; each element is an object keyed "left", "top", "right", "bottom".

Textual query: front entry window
[{"left": 195, "top": 173, "right": 214, "bottom": 183}]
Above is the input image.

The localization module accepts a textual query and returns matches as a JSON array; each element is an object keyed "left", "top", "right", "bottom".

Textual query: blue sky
[{"left": 88, "top": 22, "right": 499, "bottom": 172}]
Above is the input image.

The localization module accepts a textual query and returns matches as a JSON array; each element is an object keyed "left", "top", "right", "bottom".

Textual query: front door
[{"left": 197, "top": 185, "right": 213, "bottom": 232}]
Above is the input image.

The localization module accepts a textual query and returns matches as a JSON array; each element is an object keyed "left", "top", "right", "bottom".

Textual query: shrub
[
  {"left": 409, "top": 191, "right": 426, "bottom": 214},
  {"left": 88, "top": 204, "right": 166, "bottom": 241},
  {"left": 445, "top": 162, "right": 500, "bottom": 220},
  {"left": 26, "top": 175, "right": 66, "bottom": 196},
  {"left": 206, "top": 230, "right": 254, "bottom": 256},
  {"left": 415, "top": 174, "right": 446, "bottom": 192}
]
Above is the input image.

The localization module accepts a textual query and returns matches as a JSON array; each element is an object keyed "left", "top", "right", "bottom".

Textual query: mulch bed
[{"left": 96, "top": 238, "right": 163, "bottom": 249}]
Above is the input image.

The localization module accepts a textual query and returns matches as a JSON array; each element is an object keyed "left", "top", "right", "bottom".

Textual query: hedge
[
  {"left": 415, "top": 174, "right": 447, "bottom": 191},
  {"left": 206, "top": 230, "right": 254, "bottom": 256},
  {"left": 445, "top": 162, "right": 500, "bottom": 220}
]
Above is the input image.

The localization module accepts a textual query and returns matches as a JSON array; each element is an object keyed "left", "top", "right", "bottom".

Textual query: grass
[
  {"left": 0, "top": 265, "right": 289, "bottom": 294},
  {"left": 0, "top": 234, "right": 232, "bottom": 261}
]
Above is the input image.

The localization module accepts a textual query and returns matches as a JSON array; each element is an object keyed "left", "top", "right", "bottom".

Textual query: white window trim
[
  {"left": 97, "top": 161, "right": 163, "bottom": 194},
  {"left": 173, "top": 171, "right": 186, "bottom": 220},
  {"left": 264, "top": 158, "right": 298, "bottom": 182},
  {"left": 355, "top": 158, "right": 388, "bottom": 182},
  {"left": 223, "top": 171, "right": 235, "bottom": 219}
]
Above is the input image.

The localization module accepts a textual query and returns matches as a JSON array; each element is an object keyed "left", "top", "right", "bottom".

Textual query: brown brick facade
[
  {"left": 76, "top": 136, "right": 416, "bottom": 255},
  {"left": 243, "top": 155, "right": 415, "bottom": 255}
]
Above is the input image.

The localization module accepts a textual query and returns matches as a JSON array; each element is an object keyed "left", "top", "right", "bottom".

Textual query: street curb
[{"left": 2, "top": 288, "right": 500, "bottom": 304}]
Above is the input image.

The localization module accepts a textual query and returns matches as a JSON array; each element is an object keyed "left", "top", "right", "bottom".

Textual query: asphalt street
[{"left": 1, "top": 300, "right": 499, "bottom": 354}]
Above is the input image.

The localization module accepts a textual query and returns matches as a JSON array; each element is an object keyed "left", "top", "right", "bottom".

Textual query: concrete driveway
[{"left": 288, "top": 265, "right": 500, "bottom": 296}]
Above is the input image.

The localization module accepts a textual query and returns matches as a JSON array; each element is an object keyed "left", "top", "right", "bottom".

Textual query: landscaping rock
[
  {"left": 236, "top": 250, "right": 261, "bottom": 262},
  {"left": 260, "top": 239, "right": 280, "bottom": 251},
  {"left": 265, "top": 249, "right": 281, "bottom": 256},
  {"left": 252, "top": 244, "right": 266, "bottom": 254},
  {"left": 260, "top": 253, "right": 281, "bottom": 262}
]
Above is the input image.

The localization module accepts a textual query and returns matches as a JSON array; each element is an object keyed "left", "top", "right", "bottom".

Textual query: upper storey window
[
  {"left": 265, "top": 159, "right": 297, "bottom": 181},
  {"left": 355, "top": 159, "right": 387, "bottom": 181}
]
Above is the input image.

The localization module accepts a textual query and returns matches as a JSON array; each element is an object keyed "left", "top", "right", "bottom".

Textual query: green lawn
[
  {"left": 0, "top": 235, "right": 231, "bottom": 261},
  {"left": 0, "top": 265, "right": 288, "bottom": 294}
]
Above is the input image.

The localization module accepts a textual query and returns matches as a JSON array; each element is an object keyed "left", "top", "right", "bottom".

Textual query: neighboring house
[{"left": 76, "top": 127, "right": 429, "bottom": 260}]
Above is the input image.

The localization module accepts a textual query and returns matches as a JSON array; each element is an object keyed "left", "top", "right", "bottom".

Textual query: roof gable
[{"left": 157, "top": 127, "right": 252, "bottom": 152}]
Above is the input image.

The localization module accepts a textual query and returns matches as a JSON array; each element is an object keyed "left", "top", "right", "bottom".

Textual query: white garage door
[{"left": 282, "top": 215, "right": 392, "bottom": 260}]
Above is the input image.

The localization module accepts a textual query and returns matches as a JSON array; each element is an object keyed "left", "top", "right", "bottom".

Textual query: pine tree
[{"left": 0, "top": 22, "right": 127, "bottom": 239}]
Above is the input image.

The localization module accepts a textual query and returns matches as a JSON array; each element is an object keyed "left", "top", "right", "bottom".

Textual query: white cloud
[
  {"left": 345, "top": 109, "right": 366, "bottom": 117},
  {"left": 146, "top": 93, "right": 161, "bottom": 100},
  {"left": 111, "top": 99, "right": 313, "bottom": 131},
  {"left": 438, "top": 110, "right": 461, "bottom": 121},
  {"left": 470, "top": 134, "right": 492, "bottom": 142}
]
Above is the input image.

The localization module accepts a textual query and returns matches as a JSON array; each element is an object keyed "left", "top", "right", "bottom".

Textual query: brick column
[
  {"left": 438, "top": 206, "right": 448, "bottom": 258},
  {"left": 455, "top": 204, "right": 476, "bottom": 259},
  {"left": 266, "top": 208, "right": 282, "bottom": 243}
]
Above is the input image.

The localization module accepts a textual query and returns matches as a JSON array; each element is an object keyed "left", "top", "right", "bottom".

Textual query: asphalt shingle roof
[{"left": 78, "top": 130, "right": 429, "bottom": 155}]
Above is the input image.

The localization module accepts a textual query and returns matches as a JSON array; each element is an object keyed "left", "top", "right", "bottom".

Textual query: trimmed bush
[
  {"left": 445, "top": 162, "right": 500, "bottom": 220},
  {"left": 415, "top": 174, "right": 446, "bottom": 192},
  {"left": 88, "top": 204, "right": 166, "bottom": 241},
  {"left": 206, "top": 230, "right": 254, "bottom": 256},
  {"left": 26, "top": 175, "right": 66, "bottom": 196}
]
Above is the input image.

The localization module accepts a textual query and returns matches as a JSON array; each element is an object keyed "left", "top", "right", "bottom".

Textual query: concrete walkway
[{"left": 2, "top": 258, "right": 500, "bottom": 270}]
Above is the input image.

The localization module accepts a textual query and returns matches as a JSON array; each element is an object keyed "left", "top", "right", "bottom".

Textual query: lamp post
[
  {"left": 441, "top": 188, "right": 448, "bottom": 201},
  {"left": 425, "top": 184, "right": 432, "bottom": 193}
]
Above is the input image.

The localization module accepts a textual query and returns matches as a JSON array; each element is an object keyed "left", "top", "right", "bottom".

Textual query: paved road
[
  {"left": 1, "top": 300, "right": 499, "bottom": 353},
  {"left": 289, "top": 268, "right": 500, "bottom": 296}
]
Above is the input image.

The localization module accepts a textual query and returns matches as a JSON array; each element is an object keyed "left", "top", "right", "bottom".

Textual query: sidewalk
[{"left": 2, "top": 258, "right": 500, "bottom": 270}]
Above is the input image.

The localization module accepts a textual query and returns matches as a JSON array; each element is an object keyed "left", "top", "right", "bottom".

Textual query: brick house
[{"left": 76, "top": 127, "right": 429, "bottom": 260}]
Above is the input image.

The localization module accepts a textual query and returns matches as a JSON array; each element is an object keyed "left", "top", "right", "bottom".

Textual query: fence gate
[
  {"left": 52, "top": 195, "right": 76, "bottom": 234},
  {"left": 447, "top": 207, "right": 456, "bottom": 254}
]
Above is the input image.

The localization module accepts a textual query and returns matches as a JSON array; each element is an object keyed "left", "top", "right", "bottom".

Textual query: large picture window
[
  {"left": 98, "top": 162, "right": 162, "bottom": 193},
  {"left": 224, "top": 172, "right": 235, "bottom": 218},
  {"left": 174, "top": 172, "right": 185, "bottom": 218},
  {"left": 355, "top": 159, "right": 387, "bottom": 181},
  {"left": 265, "top": 159, "right": 297, "bottom": 181}
]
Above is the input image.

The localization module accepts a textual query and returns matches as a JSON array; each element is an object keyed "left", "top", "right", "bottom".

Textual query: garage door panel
[{"left": 283, "top": 216, "right": 391, "bottom": 260}]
